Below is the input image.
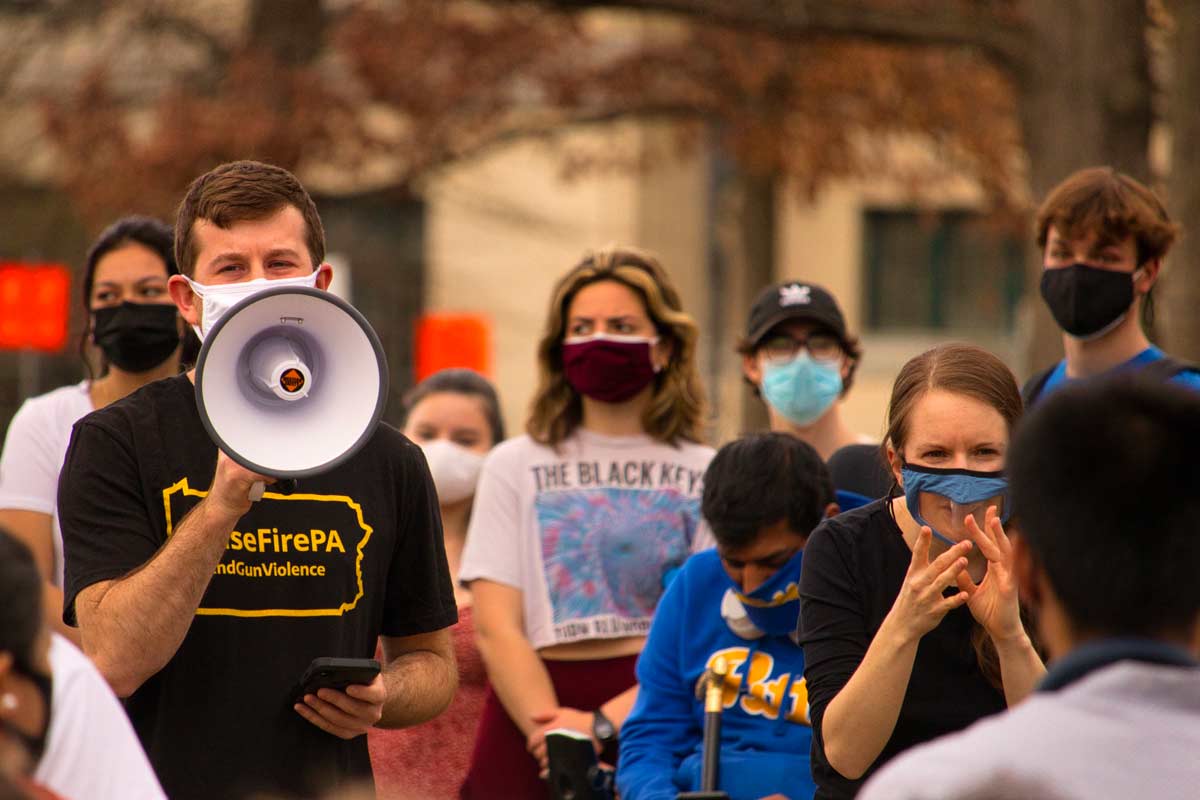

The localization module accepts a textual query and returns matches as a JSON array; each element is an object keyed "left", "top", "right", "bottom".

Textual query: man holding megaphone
[{"left": 56, "top": 161, "right": 459, "bottom": 800}]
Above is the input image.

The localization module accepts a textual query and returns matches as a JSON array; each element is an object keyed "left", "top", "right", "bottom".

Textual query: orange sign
[
  {"left": 414, "top": 313, "right": 492, "bottom": 381},
  {"left": 0, "top": 263, "right": 72, "bottom": 352}
]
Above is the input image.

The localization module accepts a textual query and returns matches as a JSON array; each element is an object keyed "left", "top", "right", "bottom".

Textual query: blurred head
[
  {"left": 1036, "top": 167, "right": 1178, "bottom": 337},
  {"left": 402, "top": 369, "right": 504, "bottom": 507},
  {"left": 0, "top": 528, "right": 52, "bottom": 773},
  {"left": 1009, "top": 379, "right": 1200, "bottom": 649},
  {"left": 527, "top": 246, "right": 705, "bottom": 446},
  {"left": 80, "top": 216, "right": 186, "bottom": 376},
  {"left": 702, "top": 433, "right": 836, "bottom": 594},
  {"left": 884, "top": 344, "right": 1022, "bottom": 546},
  {"left": 739, "top": 283, "right": 862, "bottom": 421}
]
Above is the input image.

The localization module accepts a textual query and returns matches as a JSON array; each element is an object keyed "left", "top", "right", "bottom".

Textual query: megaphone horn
[{"left": 194, "top": 285, "right": 389, "bottom": 485}]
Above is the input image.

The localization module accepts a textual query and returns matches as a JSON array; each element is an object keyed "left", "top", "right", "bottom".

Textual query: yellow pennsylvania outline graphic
[{"left": 162, "top": 478, "right": 374, "bottom": 619}]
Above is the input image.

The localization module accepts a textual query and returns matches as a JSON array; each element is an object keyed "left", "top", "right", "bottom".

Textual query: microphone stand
[{"left": 677, "top": 656, "right": 731, "bottom": 800}]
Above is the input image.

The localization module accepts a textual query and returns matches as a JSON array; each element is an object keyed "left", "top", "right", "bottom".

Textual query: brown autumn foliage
[{"left": 42, "top": 0, "right": 1024, "bottom": 231}]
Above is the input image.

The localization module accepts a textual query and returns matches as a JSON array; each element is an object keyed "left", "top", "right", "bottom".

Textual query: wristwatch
[{"left": 592, "top": 708, "right": 618, "bottom": 747}]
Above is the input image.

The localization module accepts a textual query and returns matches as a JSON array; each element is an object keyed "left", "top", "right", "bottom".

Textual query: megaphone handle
[{"left": 249, "top": 481, "right": 266, "bottom": 502}]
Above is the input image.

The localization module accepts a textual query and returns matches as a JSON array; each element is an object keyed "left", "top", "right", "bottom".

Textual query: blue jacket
[{"left": 617, "top": 549, "right": 815, "bottom": 800}]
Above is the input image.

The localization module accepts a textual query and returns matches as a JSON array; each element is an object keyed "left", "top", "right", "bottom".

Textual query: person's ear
[
  {"left": 167, "top": 274, "right": 201, "bottom": 327},
  {"left": 887, "top": 442, "right": 903, "bottom": 489},
  {"left": 1012, "top": 532, "right": 1041, "bottom": 608},
  {"left": 651, "top": 336, "right": 672, "bottom": 372},
  {"left": 315, "top": 262, "right": 334, "bottom": 291},
  {"left": 742, "top": 353, "right": 763, "bottom": 385},
  {"left": 823, "top": 501, "right": 840, "bottom": 519},
  {"left": 839, "top": 353, "right": 852, "bottom": 383},
  {"left": 1134, "top": 258, "right": 1160, "bottom": 294}
]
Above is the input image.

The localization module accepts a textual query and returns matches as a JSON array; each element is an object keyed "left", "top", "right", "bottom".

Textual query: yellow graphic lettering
[
  {"left": 739, "top": 652, "right": 781, "bottom": 719},
  {"left": 703, "top": 646, "right": 809, "bottom": 726},
  {"left": 327, "top": 529, "right": 345, "bottom": 553},
  {"left": 162, "top": 477, "right": 374, "bottom": 619}
]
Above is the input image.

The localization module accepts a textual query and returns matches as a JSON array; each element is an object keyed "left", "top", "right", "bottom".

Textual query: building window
[{"left": 863, "top": 209, "right": 1024, "bottom": 333}]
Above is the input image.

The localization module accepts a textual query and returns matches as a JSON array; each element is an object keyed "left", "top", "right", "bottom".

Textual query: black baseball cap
[{"left": 745, "top": 281, "right": 848, "bottom": 347}]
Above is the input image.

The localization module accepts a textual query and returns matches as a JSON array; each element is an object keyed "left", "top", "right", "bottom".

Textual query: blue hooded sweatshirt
[{"left": 617, "top": 549, "right": 815, "bottom": 800}]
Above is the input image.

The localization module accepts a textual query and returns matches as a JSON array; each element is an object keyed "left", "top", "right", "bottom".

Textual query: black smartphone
[
  {"left": 294, "top": 657, "right": 380, "bottom": 703},
  {"left": 546, "top": 729, "right": 610, "bottom": 800}
]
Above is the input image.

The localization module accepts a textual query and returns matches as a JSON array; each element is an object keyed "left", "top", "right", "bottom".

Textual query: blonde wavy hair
[{"left": 527, "top": 246, "right": 707, "bottom": 447}]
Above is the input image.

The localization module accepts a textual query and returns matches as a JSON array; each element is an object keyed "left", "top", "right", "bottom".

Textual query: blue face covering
[
  {"left": 901, "top": 463, "right": 1010, "bottom": 548},
  {"left": 728, "top": 548, "right": 805, "bottom": 637},
  {"left": 760, "top": 354, "right": 843, "bottom": 426}
]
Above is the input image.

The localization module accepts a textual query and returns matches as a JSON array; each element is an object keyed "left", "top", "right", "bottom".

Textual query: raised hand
[
  {"left": 889, "top": 526, "right": 973, "bottom": 642},
  {"left": 957, "top": 506, "right": 1023, "bottom": 642}
]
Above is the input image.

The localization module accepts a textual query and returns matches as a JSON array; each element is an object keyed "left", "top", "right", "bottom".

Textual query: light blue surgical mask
[
  {"left": 901, "top": 463, "right": 1010, "bottom": 548},
  {"left": 722, "top": 548, "right": 805, "bottom": 638},
  {"left": 761, "top": 354, "right": 843, "bottom": 426}
]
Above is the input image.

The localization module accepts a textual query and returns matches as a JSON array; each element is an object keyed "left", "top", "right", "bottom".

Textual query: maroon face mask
[{"left": 562, "top": 335, "right": 660, "bottom": 404}]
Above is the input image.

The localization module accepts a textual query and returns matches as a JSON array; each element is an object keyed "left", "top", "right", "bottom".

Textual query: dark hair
[
  {"left": 0, "top": 527, "right": 43, "bottom": 672},
  {"left": 1009, "top": 378, "right": 1200, "bottom": 639},
  {"left": 883, "top": 343, "right": 1022, "bottom": 471},
  {"left": 702, "top": 432, "right": 834, "bottom": 550},
  {"left": 401, "top": 368, "right": 506, "bottom": 446},
  {"left": 79, "top": 215, "right": 189, "bottom": 378},
  {"left": 175, "top": 160, "right": 325, "bottom": 277}
]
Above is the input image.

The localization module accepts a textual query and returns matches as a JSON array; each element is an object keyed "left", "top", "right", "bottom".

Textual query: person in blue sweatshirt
[{"left": 617, "top": 432, "right": 838, "bottom": 800}]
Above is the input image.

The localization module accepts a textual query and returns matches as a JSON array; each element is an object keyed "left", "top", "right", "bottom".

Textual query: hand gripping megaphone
[{"left": 194, "top": 285, "right": 388, "bottom": 498}]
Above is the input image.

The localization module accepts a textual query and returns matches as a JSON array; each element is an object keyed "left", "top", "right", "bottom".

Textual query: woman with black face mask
[
  {"left": 460, "top": 247, "right": 714, "bottom": 798},
  {"left": 0, "top": 216, "right": 191, "bottom": 643},
  {"left": 1023, "top": 166, "right": 1200, "bottom": 405}
]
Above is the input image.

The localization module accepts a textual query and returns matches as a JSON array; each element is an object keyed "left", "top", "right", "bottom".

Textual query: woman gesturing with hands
[{"left": 798, "top": 344, "right": 1043, "bottom": 799}]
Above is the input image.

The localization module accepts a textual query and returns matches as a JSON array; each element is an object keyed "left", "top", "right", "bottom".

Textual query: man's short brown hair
[
  {"left": 174, "top": 160, "right": 325, "bottom": 276},
  {"left": 1035, "top": 166, "right": 1179, "bottom": 264}
]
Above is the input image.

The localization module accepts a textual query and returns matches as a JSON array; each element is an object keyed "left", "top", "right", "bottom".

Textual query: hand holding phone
[
  {"left": 294, "top": 657, "right": 381, "bottom": 703},
  {"left": 293, "top": 657, "right": 385, "bottom": 740}
]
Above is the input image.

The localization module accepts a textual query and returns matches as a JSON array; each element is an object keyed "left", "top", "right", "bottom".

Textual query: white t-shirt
[
  {"left": 0, "top": 381, "right": 93, "bottom": 587},
  {"left": 460, "top": 429, "right": 714, "bottom": 649},
  {"left": 37, "top": 633, "right": 166, "bottom": 800}
]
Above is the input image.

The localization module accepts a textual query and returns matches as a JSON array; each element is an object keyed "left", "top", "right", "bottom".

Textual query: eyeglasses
[{"left": 760, "top": 332, "right": 843, "bottom": 364}]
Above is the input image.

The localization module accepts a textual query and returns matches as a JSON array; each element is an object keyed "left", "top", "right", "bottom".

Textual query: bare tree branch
[{"left": 494, "top": 0, "right": 1032, "bottom": 72}]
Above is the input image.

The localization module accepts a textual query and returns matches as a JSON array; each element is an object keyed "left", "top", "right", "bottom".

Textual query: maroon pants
[{"left": 460, "top": 654, "right": 637, "bottom": 799}]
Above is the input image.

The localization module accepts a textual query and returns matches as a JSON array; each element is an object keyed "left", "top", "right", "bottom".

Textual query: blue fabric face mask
[
  {"left": 727, "top": 548, "right": 805, "bottom": 637},
  {"left": 760, "top": 354, "right": 843, "bottom": 426},
  {"left": 901, "top": 463, "right": 1010, "bottom": 548}
]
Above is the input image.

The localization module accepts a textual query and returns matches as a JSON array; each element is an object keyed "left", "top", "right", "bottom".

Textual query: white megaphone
[{"left": 194, "top": 285, "right": 388, "bottom": 500}]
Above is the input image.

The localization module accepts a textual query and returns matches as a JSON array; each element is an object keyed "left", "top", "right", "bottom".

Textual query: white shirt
[
  {"left": 460, "top": 430, "right": 713, "bottom": 649},
  {"left": 859, "top": 660, "right": 1200, "bottom": 800},
  {"left": 0, "top": 381, "right": 93, "bottom": 587},
  {"left": 36, "top": 633, "right": 166, "bottom": 800}
]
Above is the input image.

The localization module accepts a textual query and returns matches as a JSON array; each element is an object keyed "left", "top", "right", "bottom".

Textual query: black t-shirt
[
  {"left": 58, "top": 375, "right": 457, "bottom": 800},
  {"left": 797, "top": 499, "right": 1006, "bottom": 799}
]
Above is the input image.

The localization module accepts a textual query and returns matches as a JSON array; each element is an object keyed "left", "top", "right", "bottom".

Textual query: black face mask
[
  {"left": 92, "top": 302, "right": 181, "bottom": 373},
  {"left": 2, "top": 661, "right": 52, "bottom": 767},
  {"left": 1040, "top": 262, "right": 1138, "bottom": 340}
]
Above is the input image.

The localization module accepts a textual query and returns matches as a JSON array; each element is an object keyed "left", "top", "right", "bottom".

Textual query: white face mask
[
  {"left": 185, "top": 269, "right": 324, "bottom": 342},
  {"left": 420, "top": 439, "right": 486, "bottom": 506}
]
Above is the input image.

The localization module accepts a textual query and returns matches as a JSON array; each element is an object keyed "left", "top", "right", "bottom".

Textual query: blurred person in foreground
[
  {"left": 460, "top": 246, "right": 713, "bottom": 796},
  {"left": 0, "top": 526, "right": 164, "bottom": 800},
  {"left": 1023, "top": 166, "right": 1200, "bottom": 405},
  {"left": 57, "top": 161, "right": 457, "bottom": 799},
  {"left": 370, "top": 369, "right": 504, "bottom": 799},
  {"left": 617, "top": 433, "right": 837, "bottom": 800},
  {"left": 0, "top": 217, "right": 190, "bottom": 643},
  {"left": 860, "top": 377, "right": 1200, "bottom": 799}
]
